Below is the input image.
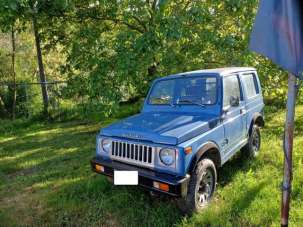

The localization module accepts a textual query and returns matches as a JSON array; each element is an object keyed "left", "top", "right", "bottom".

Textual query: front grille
[{"left": 110, "top": 141, "right": 155, "bottom": 167}]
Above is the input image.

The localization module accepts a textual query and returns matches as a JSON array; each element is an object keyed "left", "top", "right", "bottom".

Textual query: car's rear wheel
[
  {"left": 242, "top": 124, "right": 261, "bottom": 158},
  {"left": 178, "top": 158, "right": 217, "bottom": 214}
]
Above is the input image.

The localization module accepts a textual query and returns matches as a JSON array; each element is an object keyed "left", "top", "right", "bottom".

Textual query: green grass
[{"left": 0, "top": 105, "right": 303, "bottom": 227}]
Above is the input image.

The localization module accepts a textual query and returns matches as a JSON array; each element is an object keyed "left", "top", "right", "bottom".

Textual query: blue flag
[{"left": 250, "top": 0, "right": 303, "bottom": 79}]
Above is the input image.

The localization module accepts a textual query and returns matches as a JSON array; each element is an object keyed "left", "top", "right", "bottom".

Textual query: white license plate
[{"left": 114, "top": 171, "right": 138, "bottom": 185}]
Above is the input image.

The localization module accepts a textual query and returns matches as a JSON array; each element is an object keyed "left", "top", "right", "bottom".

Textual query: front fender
[{"left": 187, "top": 141, "right": 221, "bottom": 173}]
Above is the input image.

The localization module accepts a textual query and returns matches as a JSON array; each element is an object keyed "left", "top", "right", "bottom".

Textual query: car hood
[{"left": 101, "top": 112, "right": 219, "bottom": 145}]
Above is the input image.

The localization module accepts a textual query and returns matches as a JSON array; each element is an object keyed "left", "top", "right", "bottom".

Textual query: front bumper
[{"left": 90, "top": 157, "right": 190, "bottom": 197}]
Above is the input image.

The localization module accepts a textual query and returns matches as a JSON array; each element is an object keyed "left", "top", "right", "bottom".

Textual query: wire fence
[
  {"left": 3, "top": 80, "right": 301, "bottom": 121},
  {"left": 0, "top": 81, "right": 68, "bottom": 119}
]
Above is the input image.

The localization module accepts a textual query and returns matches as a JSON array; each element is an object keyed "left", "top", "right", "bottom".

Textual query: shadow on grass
[
  {"left": 191, "top": 180, "right": 268, "bottom": 227},
  {"left": 0, "top": 131, "right": 95, "bottom": 175},
  {"left": 229, "top": 181, "right": 267, "bottom": 215},
  {"left": 0, "top": 119, "right": 272, "bottom": 227},
  {"left": 40, "top": 150, "right": 266, "bottom": 227},
  {"left": 218, "top": 152, "right": 253, "bottom": 188}
]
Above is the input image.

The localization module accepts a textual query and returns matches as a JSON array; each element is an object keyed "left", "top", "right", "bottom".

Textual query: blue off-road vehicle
[{"left": 91, "top": 67, "right": 264, "bottom": 213}]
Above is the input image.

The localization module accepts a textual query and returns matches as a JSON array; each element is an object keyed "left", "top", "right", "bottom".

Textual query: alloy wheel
[{"left": 197, "top": 168, "right": 214, "bottom": 207}]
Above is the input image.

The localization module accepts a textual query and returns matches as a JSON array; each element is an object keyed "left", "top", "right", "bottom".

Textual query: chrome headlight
[
  {"left": 159, "top": 148, "right": 176, "bottom": 166},
  {"left": 101, "top": 138, "right": 112, "bottom": 153}
]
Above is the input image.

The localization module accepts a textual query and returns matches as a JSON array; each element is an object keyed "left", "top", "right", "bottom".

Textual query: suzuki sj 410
[{"left": 91, "top": 67, "right": 264, "bottom": 213}]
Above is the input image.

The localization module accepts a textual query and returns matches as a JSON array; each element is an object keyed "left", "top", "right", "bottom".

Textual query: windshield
[{"left": 148, "top": 76, "right": 217, "bottom": 105}]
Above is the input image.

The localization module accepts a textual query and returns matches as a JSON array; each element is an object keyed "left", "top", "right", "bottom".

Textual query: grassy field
[{"left": 0, "top": 105, "right": 303, "bottom": 227}]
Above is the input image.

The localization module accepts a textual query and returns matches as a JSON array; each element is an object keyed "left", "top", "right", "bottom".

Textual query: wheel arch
[
  {"left": 249, "top": 112, "right": 265, "bottom": 135},
  {"left": 187, "top": 141, "right": 221, "bottom": 174}
]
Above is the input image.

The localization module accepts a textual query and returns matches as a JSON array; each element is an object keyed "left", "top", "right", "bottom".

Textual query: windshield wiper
[{"left": 177, "top": 99, "right": 206, "bottom": 107}]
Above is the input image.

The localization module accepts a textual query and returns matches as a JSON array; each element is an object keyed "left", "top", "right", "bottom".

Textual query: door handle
[{"left": 240, "top": 108, "right": 246, "bottom": 114}]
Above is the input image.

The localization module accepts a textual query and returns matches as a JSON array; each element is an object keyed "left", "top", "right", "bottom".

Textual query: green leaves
[
  {"left": 0, "top": 0, "right": 291, "bottom": 117},
  {"left": 50, "top": 0, "right": 287, "bottom": 106}
]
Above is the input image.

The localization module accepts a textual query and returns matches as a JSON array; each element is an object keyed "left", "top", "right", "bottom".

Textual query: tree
[
  {"left": 0, "top": 46, "right": 11, "bottom": 116},
  {"left": 30, "top": 1, "right": 49, "bottom": 116},
  {"left": 0, "top": 0, "right": 292, "bottom": 119},
  {"left": 0, "top": 0, "right": 19, "bottom": 119},
  {"left": 11, "top": 26, "right": 17, "bottom": 119},
  {"left": 0, "top": 0, "right": 68, "bottom": 117},
  {"left": 41, "top": 0, "right": 266, "bottom": 104}
]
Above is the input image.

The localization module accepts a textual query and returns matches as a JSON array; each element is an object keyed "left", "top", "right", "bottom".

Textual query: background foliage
[
  {"left": 1, "top": 2, "right": 303, "bottom": 227},
  {"left": 0, "top": 0, "right": 301, "bottom": 119}
]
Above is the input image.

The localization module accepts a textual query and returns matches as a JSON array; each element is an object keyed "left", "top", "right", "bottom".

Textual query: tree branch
[
  {"left": 152, "top": 0, "right": 157, "bottom": 10},
  {"left": 131, "top": 15, "right": 148, "bottom": 32},
  {"left": 83, "top": 15, "right": 145, "bottom": 34},
  {"left": 182, "top": 0, "right": 191, "bottom": 11}
]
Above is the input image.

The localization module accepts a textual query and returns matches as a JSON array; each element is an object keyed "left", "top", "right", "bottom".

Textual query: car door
[{"left": 222, "top": 74, "right": 246, "bottom": 155}]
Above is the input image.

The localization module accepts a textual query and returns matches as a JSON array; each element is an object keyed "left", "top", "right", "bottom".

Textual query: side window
[
  {"left": 223, "top": 75, "right": 241, "bottom": 107},
  {"left": 241, "top": 73, "right": 259, "bottom": 98}
]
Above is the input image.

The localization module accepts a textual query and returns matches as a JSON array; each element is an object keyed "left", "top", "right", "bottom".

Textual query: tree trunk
[
  {"left": 0, "top": 95, "right": 8, "bottom": 116},
  {"left": 139, "top": 63, "right": 157, "bottom": 97},
  {"left": 11, "top": 26, "right": 17, "bottom": 120},
  {"left": 31, "top": 8, "right": 49, "bottom": 117},
  {"left": 147, "top": 64, "right": 157, "bottom": 80}
]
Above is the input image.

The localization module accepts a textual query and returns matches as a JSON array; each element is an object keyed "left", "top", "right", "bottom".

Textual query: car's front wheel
[{"left": 178, "top": 158, "right": 217, "bottom": 214}]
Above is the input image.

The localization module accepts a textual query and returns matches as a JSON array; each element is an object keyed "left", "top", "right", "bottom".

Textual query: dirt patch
[
  {"left": 97, "top": 213, "right": 121, "bottom": 227},
  {"left": 0, "top": 188, "right": 46, "bottom": 226},
  {"left": 7, "top": 166, "right": 38, "bottom": 179}
]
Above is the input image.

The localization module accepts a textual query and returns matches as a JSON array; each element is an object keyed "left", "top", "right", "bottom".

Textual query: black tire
[
  {"left": 178, "top": 158, "right": 217, "bottom": 215},
  {"left": 242, "top": 124, "right": 261, "bottom": 158}
]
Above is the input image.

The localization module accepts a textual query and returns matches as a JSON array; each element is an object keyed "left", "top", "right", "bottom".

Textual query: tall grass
[{"left": 0, "top": 105, "right": 302, "bottom": 226}]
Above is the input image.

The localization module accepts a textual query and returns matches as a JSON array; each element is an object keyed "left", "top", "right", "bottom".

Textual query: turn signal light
[
  {"left": 153, "top": 181, "right": 169, "bottom": 192},
  {"left": 184, "top": 146, "right": 192, "bottom": 154},
  {"left": 95, "top": 164, "right": 104, "bottom": 172}
]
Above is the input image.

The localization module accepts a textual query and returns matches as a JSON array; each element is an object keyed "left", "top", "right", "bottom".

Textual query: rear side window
[
  {"left": 223, "top": 75, "right": 241, "bottom": 107},
  {"left": 241, "top": 73, "right": 259, "bottom": 98}
]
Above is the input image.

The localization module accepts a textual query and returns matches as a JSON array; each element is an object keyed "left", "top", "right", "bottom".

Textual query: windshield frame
[{"left": 147, "top": 74, "right": 219, "bottom": 106}]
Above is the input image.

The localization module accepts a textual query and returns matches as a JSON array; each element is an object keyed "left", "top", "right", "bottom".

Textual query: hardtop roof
[{"left": 159, "top": 67, "right": 256, "bottom": 80}]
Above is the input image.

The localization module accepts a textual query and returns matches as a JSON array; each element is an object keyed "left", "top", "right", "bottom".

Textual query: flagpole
[{"left": 281, "top": 73, "right": 297, "bottom": 227}]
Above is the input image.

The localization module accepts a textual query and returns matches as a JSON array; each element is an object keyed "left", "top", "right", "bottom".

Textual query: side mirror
[
  {"left": 222, "top": 106, "right": 230, "bottom": 113},
  {"left": 230, "top": 96, "right": 240, "bottom": 107}
]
